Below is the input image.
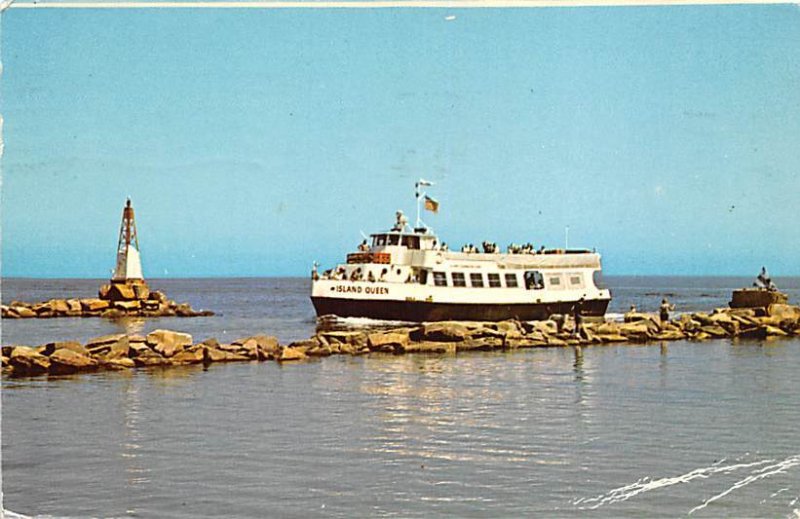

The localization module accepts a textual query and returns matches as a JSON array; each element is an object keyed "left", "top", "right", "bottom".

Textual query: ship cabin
[{"left": 322, "top": 224, "right": 604, "bottom": 297}]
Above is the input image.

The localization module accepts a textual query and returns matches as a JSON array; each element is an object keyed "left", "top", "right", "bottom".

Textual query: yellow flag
[{"left": 424, "top": 195, "right": 439, "bottom": 213}]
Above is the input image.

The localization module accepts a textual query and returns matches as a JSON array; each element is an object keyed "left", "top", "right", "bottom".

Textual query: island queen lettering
[{"left": 334, "top": 285, "right": 389, "bottom": 295}]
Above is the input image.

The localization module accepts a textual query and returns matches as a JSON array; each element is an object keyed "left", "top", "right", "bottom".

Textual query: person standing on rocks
[
  {"left": 572, "top": 297, "right": 585, "bottom": 337},
  {"left": 659, "top": 298, "right": 675, "bottom": 323}
]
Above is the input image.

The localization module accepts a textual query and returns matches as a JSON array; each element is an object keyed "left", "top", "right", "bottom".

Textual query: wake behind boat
[{"left": 311, "top": 181, "right": 611, "bottom": 322}]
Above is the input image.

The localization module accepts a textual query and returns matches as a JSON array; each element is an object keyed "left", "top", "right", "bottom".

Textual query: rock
[
  {"left": 414, "top": 322, "right": 471, "bottom": 342},
  {"left": 307, "top": 345, "right": 333, "bottom": 357},
  {"left": 367, "top": 331, "right": 409, "bottom": 353},
  {"left": 9, "top": 347, "right": 51, "bottom": 376},
  {"left": 505, "top": 337, "right": 549, "bottom": 348},
  {"left": 523, "top": 320, "right": 559, "bottom": 336},
  {"left": 49, "top": 349, "right": 99, "bottom": 375},
  {"left": 48, "top": 300, "right": 70, "bottom": 315},
  {"left": 42, "top": 341, "right": 90, "bottom": 357},
  {"left": 699, "top": 325, "right": 728, "bottom": 338},
  {"left": 768, "top": 304, "right": 800, "bottom": 321},
  {"left": 277, "top": 347, "right": 308, "bottom": 362},
  {"left": 232, "top": 335, "right": 279, "bottom": 360},
  {"left": 101, "top": 309, "right": 125, "bottom": 319},
  {"left": 202, "top": 346, "right": 248, "bottom": 363},
  {"left": 100, "top": 357, "right": 136, "bottom": 369},
  {"left": 764, "top": 325, "right": 788, "bottom": 337},
  {"left": 174, "top": 303, "right": 196, "bottom": 317},
  {"left": 2, "top": 306, "right": 19, "bottom": 318},
  {"left": 171, "top": 346, "right": 206, "bottom": 364},
  {"left": 85, "top": 334, "right": 128, "bottom": 355},
  {"left": 457, "top": 337, "right": 503, "bottom": 351},
  {"left": 596, "top": 333, "right": 629, "bottom": 343},
  {"left": 618, "top": 321, "right": 654, "bottom": 341},
  {"left": 200, "top": 337, "right": 221, "bottom": 349},
  {"left": 150, "top": 290, "right": 168, "bottom": 303},
  {"left": 738, "top": 326, "right": 767, "bottom": 340},
  {"left": 546, "top": 336, "right": 568, "bottom": 347},
  {"left": 65, "top": 299, "right": 83, "bottom": 315},
  {"left": 114, "top": 300, "right": 142, "bottom": 312},
  {"left": 404, "top": 341, "right": 457, "bottom": 354},
  {"left": 81, "top": 299, "right": 110, "bottom": 312},
  {"left": 15, "top": 306, "right": 36, "bottom": 318},
  {"left": 133, "top": 349, "right": 172, "bottom": 367},
  {"left": 624, "top": 311, "right": 654, "bottom": 323},
  {"left": 146, "top": 329, "right": 193, "bottom": 358}
]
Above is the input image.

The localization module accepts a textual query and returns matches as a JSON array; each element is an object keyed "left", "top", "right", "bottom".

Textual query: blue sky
[{"left": 2, "top": 5, "right": 799, "bottom": 277}]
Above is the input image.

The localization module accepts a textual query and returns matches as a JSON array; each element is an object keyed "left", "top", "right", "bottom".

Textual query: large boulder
[
  {"left": 232, "top": 335, "right": 279, "bottom": 360},
  {"left": 49, "top": 349, "right": 99, "bottom": 375},
  {"left": 367, "top": 331, "right": 409, "bottom": 353},
  {"left": 48, "top": 300, "right": 70, "bottom": 315},
  {"left": 9, "top": 347, "right": 51, "bottom": 376},
  {"left": 81, "top": 299, "right": 110, "bottom": 312},
  {"left": 414, "top": 322, "right": 471, "bottom": 342},
  {"left": 202, "top": 346, "right": 248, "bottom": 363},
  {"left": 14, "top": 306, "right": 36, "bottom": 318},
  {"left": 42, "top": 341, "right": 89, "bottom": 357},
  {"left": 114, "top": 300, "right": 141, "bottom": 312},
  {"left": 768, "top": 304, "right": 800, "bottom": 321},
  {"left": 85, "top": 334, "right": 128, "bottom": 355},
  {"left": 276, "top": 347, "right": 307, "bottom": 362},
  {"left": 146, "top": 330, "right": 193, "bottom": 358},
  {"left": 171, "top": 346, "right": 206, "bottom": 364}
]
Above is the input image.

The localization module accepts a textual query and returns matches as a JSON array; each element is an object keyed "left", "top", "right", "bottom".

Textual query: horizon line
[
  {"left": 3, "top": 273, "right": 799, "bottom": 279},
  {"left": 6, "top": 0, "right": 795, "bottom": 8}
]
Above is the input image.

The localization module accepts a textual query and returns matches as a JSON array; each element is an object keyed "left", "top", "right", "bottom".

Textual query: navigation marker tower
[{"left": 99, "top": 198, "right": 151, "bottom": 301}]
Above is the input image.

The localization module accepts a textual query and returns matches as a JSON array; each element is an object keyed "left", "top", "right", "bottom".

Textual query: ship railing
[{"left": 346, "top": 252, "right": 391, "bottom": 264}]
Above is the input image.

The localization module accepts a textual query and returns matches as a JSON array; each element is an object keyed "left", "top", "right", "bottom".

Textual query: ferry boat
[{"left": 311, "top": 181, "right": 611, "bottom": 322}]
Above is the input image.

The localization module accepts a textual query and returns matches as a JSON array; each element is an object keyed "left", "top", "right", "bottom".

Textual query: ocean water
[{"left": 2, "top": 277, "right": 800, "bottom": 518}]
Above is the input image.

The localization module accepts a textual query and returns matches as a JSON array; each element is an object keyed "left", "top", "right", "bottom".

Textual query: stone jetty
[
  {"left": 3, "top": 304, "right": 800, "bottom": 378},
  {"left": 1, "top": 291, "right": 214, "bottom": 320}
]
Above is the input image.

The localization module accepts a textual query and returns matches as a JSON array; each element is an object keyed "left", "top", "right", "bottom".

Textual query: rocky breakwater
[
  {"left": 1, "top": 291, "right": 214, "bottom": 319},
  {"left": 3, "top": 304, "right": 800, "bottom": 378}
]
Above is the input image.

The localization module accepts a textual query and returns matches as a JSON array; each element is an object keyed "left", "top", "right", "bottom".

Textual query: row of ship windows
[{"left": 431, "top": 271, "right": 584, "bottom": 289}]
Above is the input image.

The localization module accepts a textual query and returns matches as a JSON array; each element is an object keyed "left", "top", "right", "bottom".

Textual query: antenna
[{"left": 565, "top": 225, "right": 570, "bottom": 250}]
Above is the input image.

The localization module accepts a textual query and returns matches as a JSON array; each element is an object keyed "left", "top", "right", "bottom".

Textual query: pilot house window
[
  {"left": 452, "top": 272, "right": 467, "bottom": 287},
  {"left": 524, "top": 271, "right": 545, "bottom": 290},
  {"left": 488, "top": 274, "right": 502, "bottom": 288},
  {"left": 433, "top": 272, "right": 448, "bottom": 287},
  {"left": 505, "top": 273, "right": 519, "bottom": 288},
  {"left": 470, "top": 273, "right": 484, "bottom": 288}
]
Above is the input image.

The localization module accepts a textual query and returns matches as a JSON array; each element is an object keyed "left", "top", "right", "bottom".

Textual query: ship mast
[{"left": 414, "top": 178, "right": 434, "bottom": 229}]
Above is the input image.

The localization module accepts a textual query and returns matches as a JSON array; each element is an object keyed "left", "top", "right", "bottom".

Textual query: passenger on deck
[
  {"left": 392, "top": 210, "right": 409, "bottom": 232},
  {"left": 379, "top": 268, "right": 387, "bottom": 281},
  {"left": 441, "top": 242, "right": 449, "bottom": 251},
  {"left": 368, "top": 271, "right": 376, "bottom": 282},
  {"left": 358, "top": 240, "right": 369, "bottom": 252}
]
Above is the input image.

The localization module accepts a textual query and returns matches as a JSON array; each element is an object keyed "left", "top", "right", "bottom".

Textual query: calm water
[{"left": 2, "top": 277, "right": 800, "bottom": 518}]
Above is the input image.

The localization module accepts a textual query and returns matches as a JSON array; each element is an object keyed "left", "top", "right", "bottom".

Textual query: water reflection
[
  {"left": 111, "top": 317, "right": 147, "bottom": 337},
  {"left": 122, "top": 375, "right": 150, "bottom": 491}
]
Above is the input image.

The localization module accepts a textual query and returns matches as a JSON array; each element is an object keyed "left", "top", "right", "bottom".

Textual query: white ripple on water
[
  {"left": 573, "top": 455, "right": 800, "bottom": 514},
  {"left": 573, "top": 458, "right": 774, "bottom": 510},
  {"left": 688, "top": 455, "right": 800, "bottom": 515}
]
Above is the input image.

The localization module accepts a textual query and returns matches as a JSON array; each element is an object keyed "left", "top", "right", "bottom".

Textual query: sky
[{"left": 1, "top": 5, "right": 799, "bottom": 277}]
